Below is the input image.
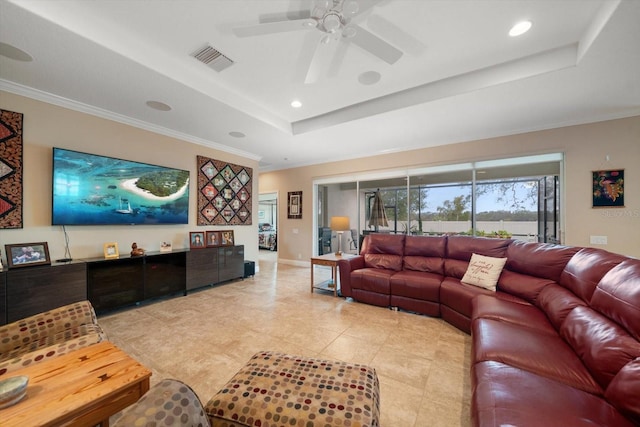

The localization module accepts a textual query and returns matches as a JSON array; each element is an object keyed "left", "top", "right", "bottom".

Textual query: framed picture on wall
[
  {"left": 288, "top": 191, "right": 302, "bottom": 219},
  {"left": 6, "top": 242, "right": 51, "bottom": 268},
  {"left": 592, "top": 169, "right": 624, "bottom": 208}
]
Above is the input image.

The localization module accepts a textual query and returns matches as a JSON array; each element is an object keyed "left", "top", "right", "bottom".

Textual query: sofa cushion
[
  {"left": 537, "top": 284, "right": 587, "bottom": 329},
  {"left": 471, "top": 295, "right": 557, "bottom": 335},
  {"left": 446, "top": 235, "right": 511, "bottom": 261},
  {"left": 605, "top": 357, "right": 640, "bottom": 424},
  {"left": 497, "top": 269, "right": 556, "bottom": 305},
  {"left": 559, "top": 247, "right": 627, "bottom": 303},
  {"left": 590, "top": 259, "right": 640, "bottom": 341},
  {"left": 560, "top": 306, "right": 640, "bottom": 390},
  {"left": 472, "top": 318, "right": 602, "bottom": 394},
  {"left": 390, "top": 270, "right": 441, "bottom": 301},
  {"left": 461, "top": 253, "right": 507, "bottom": 291},
  {"left": 363, "top": 234, "right": 405, "bottom": 271},
  {"left": 404, "top": 235, "right": 447, "bottom": 257},
  {"left": 473, "top": 361, "right": 636, "bottom": 427},
  {"left": 505, "top": 240, "right": 579, "bottom": 283},
  {"left": 351, "top": 268, "right": 394, "bottom": 294}
]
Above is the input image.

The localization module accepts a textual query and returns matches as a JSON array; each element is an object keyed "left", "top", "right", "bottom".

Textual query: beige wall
[
  {"left": 0, "top": 91, "right": 259, "bottom": 264},
  {"left": 261, "top": 115, "right": 640, "bottom": 261}
]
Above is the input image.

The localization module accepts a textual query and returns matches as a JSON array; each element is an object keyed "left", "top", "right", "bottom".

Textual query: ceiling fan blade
[
  {"left": 305, "top": 36, "right": 338, "bottom": 84},
  {"left": 350, "top": 24, "right": 402, "bottom": 64},
  {"left": 233, "top": 18, "right": 315, "bottom": 38},
  {"left": 350, "top": 0, "right": 388, "bottom": 19},
  {"left": 327, "top": 40, "right": 349, "bottom": 79},
  {"left": 366, "top": 14, "right": 426, "bottom": 56},
  {"left": 258, "top": 10, "right": 311, "bottom": 24}
]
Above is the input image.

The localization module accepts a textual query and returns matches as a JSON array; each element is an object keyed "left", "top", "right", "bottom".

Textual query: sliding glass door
[{"left": 313, "top": 153, "right": 563, "bottom": 255}]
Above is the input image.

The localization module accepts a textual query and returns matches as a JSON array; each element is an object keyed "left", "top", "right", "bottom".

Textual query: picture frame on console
[
  {"left": 206, "top": 231, "right": 221, "bottom": 247},
  {"left": 103, "top": 242, "right": 119, "bottom": 259},
  {"left": 221, "top": 230, "right": 234, "bottom": 246},
  {"left": 190, "top": 232, "right": 205, "bottom": 248},
  {"left": 6, "top": 242, "right": 51, "bottom": 269}
]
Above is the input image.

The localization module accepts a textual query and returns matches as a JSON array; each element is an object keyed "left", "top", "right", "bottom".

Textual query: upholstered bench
[{"left": 205, "top": 351, "right": 380, "bottom": 427}]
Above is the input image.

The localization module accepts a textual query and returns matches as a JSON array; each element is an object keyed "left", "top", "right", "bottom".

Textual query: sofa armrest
[
  {"left": 0, "top": 300, "right": 99, "bottom": 354},
  {"left": 338, "top": 256, "right": 365, "bottom": 297}
]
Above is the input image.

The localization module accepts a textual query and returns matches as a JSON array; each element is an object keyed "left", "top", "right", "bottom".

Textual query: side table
[
  {"left": 0, "top": 341, "right": 151, "bottom": 427},
  {"left": 310, "top": 253, "right": 356, "bottom": 297}
]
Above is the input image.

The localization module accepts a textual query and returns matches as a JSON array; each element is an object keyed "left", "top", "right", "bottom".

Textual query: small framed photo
[
  {"left": 206, "top": 231, "right": 221, "bottom": 247},
  {"left": 592, "top": 169, "right": 624, "bottom": 208},
  {"left": 160, "top": 241, "right": 172, "bottom": 252},
  {"left": 5, "top": 242, "right": 51, "bottom": 269},
  {"left": 221, "top": 230, "right": 235, "bottom": 246},
  {"left": 190, "top": 232, "right": 206, "bottom": 248},
  {"left": 103, "top": 242, "right": 119, "bottom": 259}
]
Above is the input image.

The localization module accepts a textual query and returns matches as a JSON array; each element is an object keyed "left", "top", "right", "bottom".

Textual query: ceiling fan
[{"left": 233, "top": 0, "right": 403, "bottom": 84}]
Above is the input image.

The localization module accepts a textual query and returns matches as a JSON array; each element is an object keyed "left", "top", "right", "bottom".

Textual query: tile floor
[{"left": 100, "top": 250, "right": 472, "bottom": 427}]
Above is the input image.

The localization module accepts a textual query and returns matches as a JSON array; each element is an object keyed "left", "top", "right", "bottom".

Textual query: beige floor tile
[{"left": 102, "top": 250, "right": 472, "bottom": 426}]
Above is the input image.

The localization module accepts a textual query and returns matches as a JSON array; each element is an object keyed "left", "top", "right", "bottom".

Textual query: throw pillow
[{"left": 461, "top": 253, "right": 508, "bottom": 291}]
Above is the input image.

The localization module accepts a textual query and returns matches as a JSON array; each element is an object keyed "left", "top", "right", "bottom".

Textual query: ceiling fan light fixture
[
  {"left": 323, "top": 12, "right": 342, "bottom": 33},
  {"left": 509, "top": 20, "right": 532, "bottom": 37},
  {"left": 342, "top": 26, "right": 357, "bottom": 38}
]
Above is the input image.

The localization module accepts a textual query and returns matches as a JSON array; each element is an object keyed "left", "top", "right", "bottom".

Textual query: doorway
[{"left": 258, "top": 192, "right": 278, "bottom": 252}]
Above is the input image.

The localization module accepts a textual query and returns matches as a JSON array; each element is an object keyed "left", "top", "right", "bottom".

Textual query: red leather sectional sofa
[{"left": 338, "top": 233, "right": 640, "bottom": 427}]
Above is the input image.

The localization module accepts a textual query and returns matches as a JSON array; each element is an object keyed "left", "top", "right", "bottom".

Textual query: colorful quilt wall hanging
[
  {"left": 0, "top": 109, "right": 23, "bottom": 229},
  {"left": 197, "top": 155, "right": 252, "bottom": 225}
]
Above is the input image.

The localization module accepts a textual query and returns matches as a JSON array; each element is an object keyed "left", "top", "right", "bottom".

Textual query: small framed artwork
[
  {"left": 103, "top": 242, "right": 119, "bottom": 259},
  {"left": 206, "top": 231, "right": 221, "bottom": 247},
  {"left": 190, "top": 232, "right": 206, "bottom": 248},
  {"left": 592, "top": 169, "right": 624, "bottom": 208},
  {"left": 5, "top": 242, "right": 51, "bottom": 269},
  {"left": 160, "top": 241, "right": 172, "bottom": 252},
  {"left": 288, "top": 191, "right": 302, "bottom": 219},
  {"left": 221, "top": 230, "right": 235, "bottom": 246}
]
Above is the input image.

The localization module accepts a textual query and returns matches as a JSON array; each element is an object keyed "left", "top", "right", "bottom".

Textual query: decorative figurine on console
[{"left": 130, "top": 242, "right": 145, "bottom": 257}]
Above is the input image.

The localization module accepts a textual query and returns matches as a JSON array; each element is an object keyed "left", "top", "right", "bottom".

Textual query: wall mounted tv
[{"left": 52, "top": 148, "right": 189, "bottom": 225}]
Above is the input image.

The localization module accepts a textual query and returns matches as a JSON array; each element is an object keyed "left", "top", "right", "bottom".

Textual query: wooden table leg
[
  {"left": 331, "top": 264, "right": 337, "bottom": 296},
  {"left": 310, "top": 260, "right": 315, "bottom": 293}
]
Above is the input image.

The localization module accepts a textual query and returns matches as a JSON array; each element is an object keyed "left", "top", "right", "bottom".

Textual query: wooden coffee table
[{"left": 0, "top": 341, "right": 151, "bottom": 427}]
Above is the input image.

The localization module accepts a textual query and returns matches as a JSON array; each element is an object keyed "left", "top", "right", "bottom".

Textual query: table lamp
[{"left": 330, "top": 216, "right": 350, "bottom": 256}]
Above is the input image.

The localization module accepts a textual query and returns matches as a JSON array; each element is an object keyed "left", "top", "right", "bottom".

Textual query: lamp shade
[{"left": 330, "top": 216, "right": 350, "bottom": 231}]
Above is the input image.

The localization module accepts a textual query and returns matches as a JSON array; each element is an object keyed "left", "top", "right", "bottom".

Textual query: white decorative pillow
[{"left": 461, "top": 253, "right": 508, "bottom": 291}]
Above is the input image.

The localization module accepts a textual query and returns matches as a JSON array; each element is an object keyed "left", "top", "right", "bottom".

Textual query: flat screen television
[{"left": 52, "top": 147, "right": 189, "bottom": 225}]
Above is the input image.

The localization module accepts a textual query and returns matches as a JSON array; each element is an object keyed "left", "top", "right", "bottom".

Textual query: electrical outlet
[{"left": 590, "top": 235, "right": 608, "bottom": 245}]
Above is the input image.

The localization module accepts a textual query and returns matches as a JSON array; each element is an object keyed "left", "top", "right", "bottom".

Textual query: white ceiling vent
[{"left": 191, "top": 44, "right": 234, "bottom": 72}]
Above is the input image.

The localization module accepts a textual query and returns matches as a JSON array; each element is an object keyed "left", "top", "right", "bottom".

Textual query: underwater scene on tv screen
[{"left": 52, "top": 148, "right": 189, "bottom": 225}]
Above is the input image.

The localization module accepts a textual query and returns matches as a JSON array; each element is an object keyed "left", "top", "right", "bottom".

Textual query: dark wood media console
[{"left": 0, "top": 245, "right": 244, "bottom": 324}]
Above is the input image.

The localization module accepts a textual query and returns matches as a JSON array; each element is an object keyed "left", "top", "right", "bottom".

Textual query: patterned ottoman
[{"left": 205, "top": 351, "right": 380, "bottom": 427}]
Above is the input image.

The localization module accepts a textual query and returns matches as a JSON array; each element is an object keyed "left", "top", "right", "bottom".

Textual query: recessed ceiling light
[
  {"left": 291, "top": 100, "right": 302, "bottom": 108},
  {"left": 509, "top": 21, "right": 532, "bottom": 37},
  {"left": 0, "top": 42, "right": 33, "bottom": 62},
  {"left": 229, "top": 131, "right": 245, "bottom": 138},
  {"left": 358, "top": 71, "right": 381, "bottom": 85},
  {"left": 146, "top": 100, "right": 172, "bottom": 111}
]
